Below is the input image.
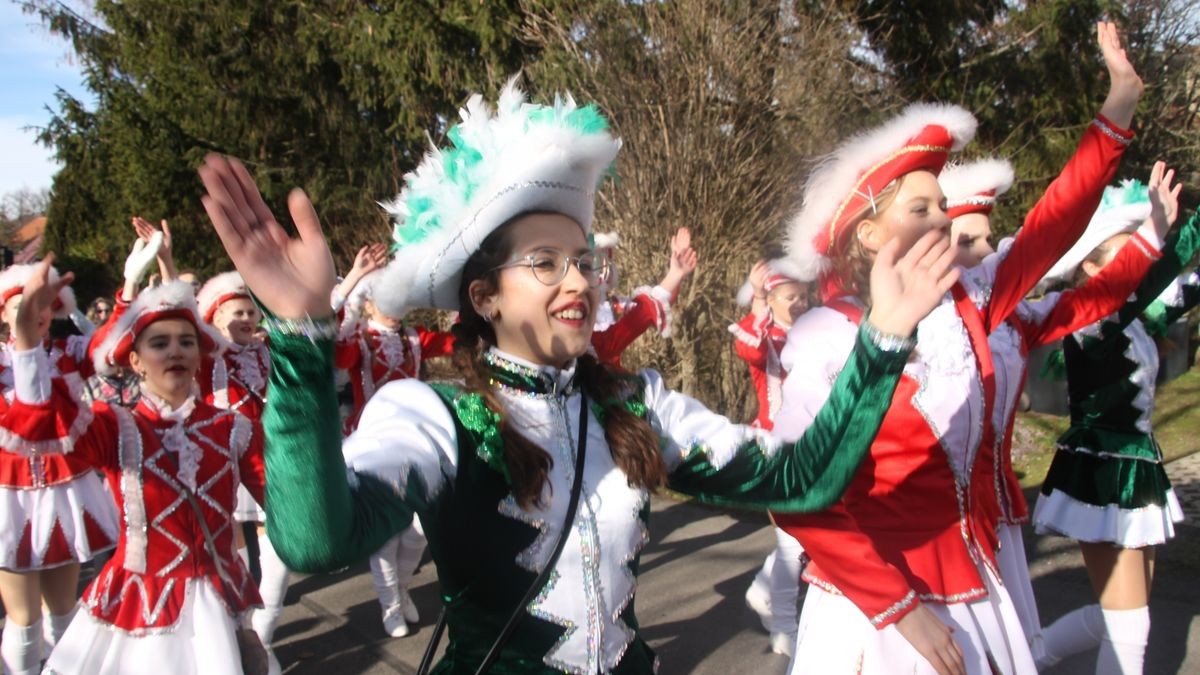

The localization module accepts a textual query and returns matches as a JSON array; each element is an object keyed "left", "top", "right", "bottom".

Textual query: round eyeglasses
[{"left": 492, "top": 249, "right": 610, "bottom": 287}]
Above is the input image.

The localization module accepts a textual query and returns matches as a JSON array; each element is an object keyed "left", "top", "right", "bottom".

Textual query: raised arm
[
  {"left": 984, "top": 22, "right": 1143, "bottom": 329},
  {"left": 331, "top": 243, "right": 388, "bottom": 312},
  {"left": 197, "top": 155, "right": 436, "bottom": 572}
]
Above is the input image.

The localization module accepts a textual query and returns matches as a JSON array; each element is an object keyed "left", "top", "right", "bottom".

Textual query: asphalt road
[{"left": 268, "top": 452, "right": 1200, "bottom": 674}]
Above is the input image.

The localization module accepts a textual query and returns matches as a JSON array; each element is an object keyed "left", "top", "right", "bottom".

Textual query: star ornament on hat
[
  {"left": 1040, "top": 179, "right": 1152, "bottom": 288},
  {"left": 785, "top": 103, "right": 978, "bottom": 283},
  {"left": 93, "top": 281, "right": 226, "bottom": 376},
  {"left": 0, "top": 263, "right": 78, "bottom": 318},
  {"left": 939, "top": 159, "right": 1016, "bottom": 221},
  {"left": 372, "top": 76, "right": 622, "bottom": 315},
  {"left": 196, "top": 271, "right": 250, "bottom": 324}
]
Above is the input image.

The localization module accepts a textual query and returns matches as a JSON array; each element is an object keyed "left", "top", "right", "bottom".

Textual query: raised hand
[
  {"left": 133, "top": 216, "right": 177, "bottom": 280},
  {"left": 894, "top": 604, "right": 966, "bottom": 675},
  {"left": 350, "top": 243, "right": 389, "bottom": 279},
  {"left": 198, "top": 154, "right": 336, "bottom": 319},
  {"left": 748, "top": 259, "right": 771, "bottom": 297},
  {"left": 867, "top": 229, "right": 960, "bottom": 338},
  {"left": 1097, "top": 21, "right": 1143, "bottom": 129},
  {"left": 1147, "top": 161, "right": 1182, "bottom": 236},
  {"left": 124, "top": 233, "right": 163, "bottom": 286},
  {"left": 13, "top": 255, "right": 73, "bottom": 351}
]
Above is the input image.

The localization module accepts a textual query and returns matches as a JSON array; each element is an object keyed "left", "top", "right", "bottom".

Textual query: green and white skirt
[{"left": 1033, "top": 427, "right": 1184, "bottom": 547}]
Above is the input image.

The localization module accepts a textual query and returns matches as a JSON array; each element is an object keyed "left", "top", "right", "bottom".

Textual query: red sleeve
[
  {"left": 333, "top": 334, "right": 362, "bottom": 370},
  {"left": 237, "top": 417, "right": 266, "bottom": 508},
  {"left": 418, "top": 327, "right": 455, "bottom": 359},
  {"left": 1022, "top": 231, "right": 1161, "bottom": 347},
  {"left": 986, "top": 115, "right": 1135, "bottom": 332},
  {"left": 591, "top": 296, "right": 659, "bottom": 364},
  {"left": 775, "top": 505, "right": 918, "bottom": 629},
  {"left": 729, "top": 311, "right": 769, "bottom": 368}
]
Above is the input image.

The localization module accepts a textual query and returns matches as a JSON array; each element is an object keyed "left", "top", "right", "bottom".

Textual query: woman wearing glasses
[{"left": 197, "top": 80, "right": 957, "bottom": 673}]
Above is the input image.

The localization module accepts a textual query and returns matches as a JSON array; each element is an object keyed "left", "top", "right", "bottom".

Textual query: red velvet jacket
[{"left": 729, "top": 311, "right": 790, "bottom": 430}]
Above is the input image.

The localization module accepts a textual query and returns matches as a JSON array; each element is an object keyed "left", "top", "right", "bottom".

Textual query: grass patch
[{"left": 1013, "top": 365, "right": 1200, "bottom": 488}]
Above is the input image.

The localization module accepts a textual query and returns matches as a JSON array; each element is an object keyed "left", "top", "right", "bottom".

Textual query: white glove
[{"left": 123, "top": 232, "right": 163, "bottom": 286}]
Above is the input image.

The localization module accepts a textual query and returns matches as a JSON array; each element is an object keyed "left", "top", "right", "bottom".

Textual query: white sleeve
[
  {"left": 774, "top": 307, "right": 857, "bottom": 442},
  {"left": 341, "top": 379, "right": 459, "bottom": 501},
  {"left": 639, "top": 369, "right": 779, "bottom": 472},
  {"left": 12, "top": 347, "right": 52, "bottom": 404}
]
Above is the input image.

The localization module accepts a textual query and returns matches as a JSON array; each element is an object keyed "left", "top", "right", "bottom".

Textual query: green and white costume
[
  {"left": 261, "top": 329, "right": 909, "bottom": 673},
  {"left": 1034, "top": 209, "right": 1200, "bottom": 547}
]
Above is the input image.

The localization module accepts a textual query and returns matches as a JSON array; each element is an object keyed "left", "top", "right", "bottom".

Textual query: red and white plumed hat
[
  {"left": 938, "top": 159, "right": 1015, "bottom": 220},
  {"left": 785, "top": 103, "right": 977, "bottom": 286},
  {"left": 196, "top": 271, "right": 250, "bottom": 324},
  {"left": 92, "top": 281, "right": 224, "bottom": 375},
  {"left": 0, "top": 263, "right": 78, "bottom": 318},
  {"left": 736, "top": 258, "right": 804, "bottom": 306}
]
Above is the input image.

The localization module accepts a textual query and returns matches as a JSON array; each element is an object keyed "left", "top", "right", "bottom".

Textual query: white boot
[{"left": 2, "top": 619, "right": 43, "bottom": 675}]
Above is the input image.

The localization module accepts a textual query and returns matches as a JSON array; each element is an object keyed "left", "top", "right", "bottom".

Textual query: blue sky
[{"left": 0, "top": 2, "right": 91, "bottom": 198}]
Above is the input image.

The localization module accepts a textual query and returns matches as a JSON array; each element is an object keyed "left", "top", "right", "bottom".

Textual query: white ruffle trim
[
  {"left": 44, "top": 578, "right": 244, "bottom": 675},
  {"left": 1032, "top": 488, "right": 1184, "bottom": 547},
  {"left": 0, "top": 471, "right": 119, "bottom": 571}
]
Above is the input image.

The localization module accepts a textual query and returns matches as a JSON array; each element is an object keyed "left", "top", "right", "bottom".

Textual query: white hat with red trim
[
  {"left": 1040, "top": 179, "right": 1152, "bottom": 288},
  {"left": 736, "top": 258, "right": 804, "bottom": 306},
  {"left": 196, "top": 271, "right": 250, "bottom": 324},
  {"left": 785, "top": 103, "right": 977, "bottom": 292},
  {"left": 92, "top": 281, "right": 225, "bottom": 375},
  {"left": 939, "top": 159, "right": 1015, "bottom": 220},
  {"left": 0, "top": 263, "right": 78, "bottom": 318}
]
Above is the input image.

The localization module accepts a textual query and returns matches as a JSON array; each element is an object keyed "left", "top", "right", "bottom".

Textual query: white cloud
[{"left": 0, "top": 117, "right": 60, "bottom": 197}]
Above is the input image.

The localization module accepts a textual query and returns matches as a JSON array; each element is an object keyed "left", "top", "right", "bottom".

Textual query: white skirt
[
  {"left": 995, "top": 523, "right": 1041, "bottom": 641},
  {"left": 0, "top": 471, "right": 119, "bottom": 571},
  {"left": 789, "top": 565, "right": 1035, "bottom": 675},
  {"left": 234, "top": 484, "right": 265, "bottom": 522},
  {"left": 44, "top": 578, "right": 244, "bottom": 675},
  {"left": 1033, "top": 487, "right": 1184, "bottom": 548}
]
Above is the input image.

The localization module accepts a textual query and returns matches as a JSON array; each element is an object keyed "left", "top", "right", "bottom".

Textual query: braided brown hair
[{"left": 452, "top": 215, "right": 667, "bottom": 508}]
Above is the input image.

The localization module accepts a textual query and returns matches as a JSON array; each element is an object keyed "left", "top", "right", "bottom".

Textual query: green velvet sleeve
[
  {"left": 663, "top": 323, "right": 909, "bottom": 512},
  {"left": 1100, "top": 211, "right": 1200, "bottom": 344},
  {"left": 262, "top": 332, "right": 417, "bottom": 573}
]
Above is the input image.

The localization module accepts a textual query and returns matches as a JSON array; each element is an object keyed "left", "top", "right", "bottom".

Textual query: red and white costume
[
  {"left": 940, "top": 159, "right": 1163, "bottom": 641},
  {"left": 0, "top": 281, "right": 267, "bottom": 675},
  {"left": 728, "top": 263, "right": 802, "bottom": 430},
  {"left": 196, "top": 271, "right": 269, "bottom": 522},
  {"left": 772, "top": 107, "right": 1134, "bottom": 674},
  {"left": 334, "top": 322, "right": 454, "bottom": 434},
  {"left": 589, "top": 232, "right": 675, "bottom": 367},
  {"left": 0, "top": 264, "right": 119, "bottom": 572}
]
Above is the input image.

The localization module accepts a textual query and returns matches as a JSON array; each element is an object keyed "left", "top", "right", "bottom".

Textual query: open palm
[{"left": 198, "top": 154, "right": 336, "bottom": 319}]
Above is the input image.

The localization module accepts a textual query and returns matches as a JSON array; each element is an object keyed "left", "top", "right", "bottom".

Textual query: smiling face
[
  {"left": 2, "top": 294, "right": 51, "bottom": 342},
  {"left": 950, "top": 213, "right": 995, "bottom": 268},
  {"left": 129, "top": 318, "right": 201, "bottom": 403},
  {"left": 212, "top": 297, "right": 260, "bottom": 345},
  {"left": 766, "top": 281, "right": 808, "bottom": 328},
  {"left": 856, "top": 170, "right": 952, "bottom": 256},
  {"left": 470, "top": 213, "right": 600, "bottom": 368}
]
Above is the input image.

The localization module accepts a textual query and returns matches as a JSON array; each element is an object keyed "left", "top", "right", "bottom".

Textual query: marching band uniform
[
  {"left": 772, "top": 105, "right": 1135, "bottom": 674},
  {"left": 939, "top": 162, "right": 1165, "bottom": 642},
  {"left": 253, "top": 81, "right": 912, "bottom": 674},
  {"left": 730, "top": 261, "right": 808, "bottom": 655},
  {"left": 0, "top": 281, "right": 267, "bottom": 675},
  {"left": 0, "top": 264, "right": 119, "bottom": 572},
  {"left": 195, "top": 271, "right": 289, "bottom": 654}
]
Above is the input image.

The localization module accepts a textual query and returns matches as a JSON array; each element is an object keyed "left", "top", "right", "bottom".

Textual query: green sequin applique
[{"left": 429, "top": 383, "right": 510, "bottom": 486}]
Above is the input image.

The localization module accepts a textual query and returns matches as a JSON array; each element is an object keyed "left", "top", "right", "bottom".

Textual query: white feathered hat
[
  {"left": 92, "top": 281, "right": 226, "bottom": 375},
  {"left": 939, "top": 159, "right": 1015, "bottom": 220},
  {"left": 0, "top": 263, "right": 78, "bottom": 318},
  {"left": 785, "top": 103, "right": 977, "bottom": 291},
  {"left": 196, "top": 271, "right": 250, "bottom": 324},
  {"left": 338, "top": 269, "right": 408, "bottom": 337},
  {"left": 736, "top": 258, "right": 805, "bottom": 306},
  {"left": 372, "top": 76, "right": 622, "bottom": 314},
  {"left": 1040, "top": 180, "right": 1151, "bottom": 288}
]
